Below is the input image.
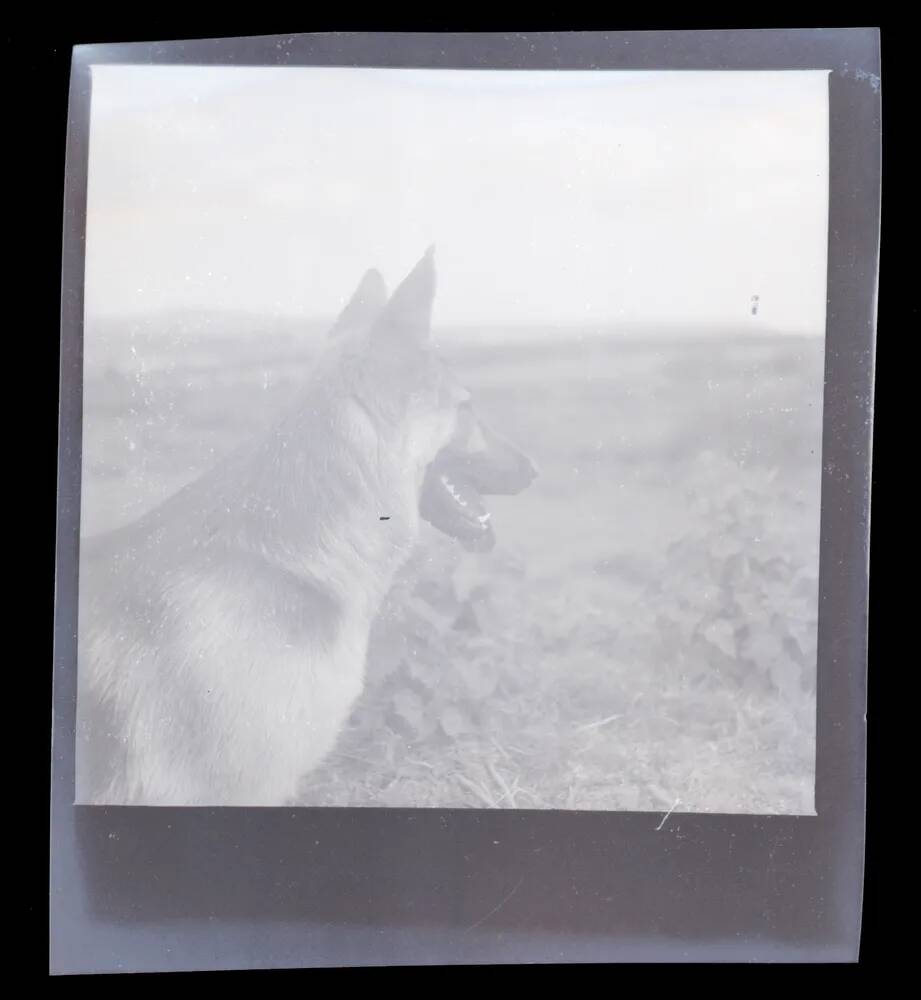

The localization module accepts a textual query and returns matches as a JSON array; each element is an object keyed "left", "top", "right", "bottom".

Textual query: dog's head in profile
[{"left": 324, "top": 247, "right": 537, "bottom": 552}]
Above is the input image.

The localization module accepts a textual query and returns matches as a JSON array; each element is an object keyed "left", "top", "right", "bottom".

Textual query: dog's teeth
[{"left": 440, "top": 473, "right": 476, "bottom": 509}]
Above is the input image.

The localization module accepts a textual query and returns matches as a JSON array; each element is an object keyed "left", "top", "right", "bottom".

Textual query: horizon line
[{"left": 85, "top": 309, "right": 825, "bottom": 339}]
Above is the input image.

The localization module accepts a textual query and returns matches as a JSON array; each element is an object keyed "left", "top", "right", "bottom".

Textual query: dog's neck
[{"left": 228, "top": 388, "right": 423, "bottom": 617}]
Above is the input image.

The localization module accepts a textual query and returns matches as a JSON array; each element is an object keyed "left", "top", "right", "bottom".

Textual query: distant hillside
[{"left": 83, "top": 309, "right": 823, "bottom": 375}]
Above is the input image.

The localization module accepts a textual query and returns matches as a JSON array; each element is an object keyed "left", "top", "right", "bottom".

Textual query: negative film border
[{"left": 50, "top": 28, "right": 879, "bottom": 971}]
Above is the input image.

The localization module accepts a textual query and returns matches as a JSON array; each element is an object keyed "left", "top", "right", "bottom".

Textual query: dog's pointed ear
[
  {"left": 329, "top": 268, "right": 388, "bottom": 339},
  {"left": 372, "top": 246, "right": 436, "bottom": 347}
]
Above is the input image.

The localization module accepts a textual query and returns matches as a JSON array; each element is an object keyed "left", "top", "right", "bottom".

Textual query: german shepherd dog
[{"left": 75, "top": 249, "right": 537, "bottom": 805}]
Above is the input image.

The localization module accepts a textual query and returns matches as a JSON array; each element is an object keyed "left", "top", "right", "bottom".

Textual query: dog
[{"left": 75, "top": 248, "right": 537, "bottom": 805}]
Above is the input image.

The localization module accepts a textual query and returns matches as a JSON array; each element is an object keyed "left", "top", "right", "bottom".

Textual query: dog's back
[{"left": 76, "top": 434, "right": 377, "bottom": 805}]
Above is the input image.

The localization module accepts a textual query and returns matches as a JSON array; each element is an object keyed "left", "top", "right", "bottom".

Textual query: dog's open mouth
[{"left": 419, "top": 455, "right": 495, "bottom": 553}]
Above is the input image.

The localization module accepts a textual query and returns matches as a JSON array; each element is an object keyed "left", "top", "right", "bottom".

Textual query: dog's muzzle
[{"left": 420, "top": 428, "right": 538, "bottom": 552}]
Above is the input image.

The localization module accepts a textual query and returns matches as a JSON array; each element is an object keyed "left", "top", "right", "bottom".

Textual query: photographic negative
[{"left": 76, "top": 65, "right": 829, "bottom": 812}]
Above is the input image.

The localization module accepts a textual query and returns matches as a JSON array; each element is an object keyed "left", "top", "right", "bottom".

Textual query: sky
[{"left": 85, "top": 66, "right": 829, "bottom": 336}]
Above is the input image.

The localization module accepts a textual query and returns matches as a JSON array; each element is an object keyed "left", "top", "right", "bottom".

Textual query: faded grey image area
[
  {"left": 77, "top": 66, "right": 827, "bottom": 813},
  {"left": 81, "top": 307, "right": 822, "bottom": 813}
]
